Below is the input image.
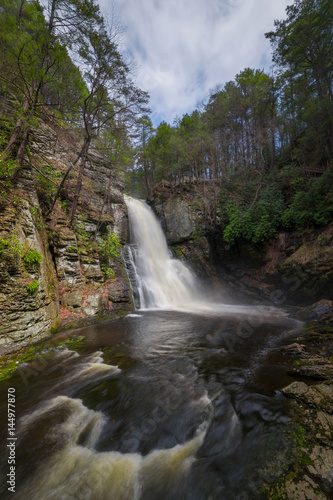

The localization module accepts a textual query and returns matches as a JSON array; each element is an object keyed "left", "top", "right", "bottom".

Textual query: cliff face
[
  {"left": 147, "top": 193, "right": 225, "bottom": 297},
  {"left": 0, "top": 120, "right": 133, "bottom": 354},
  {"left": 149, "top": 190, "right": 333, "bottom": 305}
]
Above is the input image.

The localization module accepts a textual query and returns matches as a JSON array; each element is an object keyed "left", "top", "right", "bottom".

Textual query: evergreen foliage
[{"left": 127, "top": 0, "right": 333, "bottom": 244}]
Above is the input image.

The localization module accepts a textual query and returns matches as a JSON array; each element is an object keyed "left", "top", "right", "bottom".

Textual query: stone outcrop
[
  {"left": 147, "top": 193, "right": 221, "bottom": 289},
  {"left": 0, "top": 193, "right": 59, "bottom": 350},
  {"left": 149, "top": 189, "right": 333, "bottom": 305},
  {"left": 155, "top": 197, "right": 196, "bottom": 244},
  {"left": 0, "top": 120, "right": 133, "bottom": 354}
]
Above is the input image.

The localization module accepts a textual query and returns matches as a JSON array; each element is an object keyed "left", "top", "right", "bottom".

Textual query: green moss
[
  {"left": 0, "top": 343, "right": 45, "bottom": 382},
  {"left": 0, "top": 235, "right": 22, "bottom": 261},
  {"left": 67, "top": 245, "right": 77, "bottom": 253},
  {"left": 23, "top": 248, "right": 43, "bottom": 268},
  {"left": 0, "top": 335, "right": 85, "bottom": 382},
  {"left": 55, "top": 335, "right": 85, "bottom": 351}
]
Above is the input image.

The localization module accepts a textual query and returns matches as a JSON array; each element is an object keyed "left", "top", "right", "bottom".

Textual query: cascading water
[
  {"left": 124, "top": 197, "right": 284, "bottom": 319},
  {"left": 124, "top": 197, "right": 201, "bottom": 310}
]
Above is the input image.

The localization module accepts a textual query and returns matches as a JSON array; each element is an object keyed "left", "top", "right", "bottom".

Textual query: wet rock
[
  {"left": 285, "top": 475, "right": 327, "bottom": 500},
  {"left": 62, "top": 290, "right": 83, "bottom": 310},
  {"left": 163, "top": 198, "right": 196, "bottom": 244},
  {"left": 277, "top": 229, "right": 333, "bottom": 303},
  {"left": 300, "top": 300, "right": 333, "bottom": 321},
  {"left": 288, "top": 358, "right": 333, "bottom": 380},
  {"left": 307, "top": 445, "right": 333, "bottom": 484},
  {"left": 279, "top": 343, "right": 308, "bottom": 358},
  {"left": 81, "top": 262, "right": 104, "bottom": 282},
  {"left": 285, "top": 382, "right": 333, "bottom": 413},
  {"left": 282, "top": 381, "right": 309, "bottom": 398},
  {"left": 53, "top": 225, "right": 84, "bottom": 288},
  {"left": 81, "top": 293, "right": 103, "bottom": 316},
  {"left": 314, "top": 411, "right": 333, "bottom": 444},
  {"left": 108, "top": 279, "right": 131, "bottom": 303},
  {"left": 0, "top": 198, "right": 59, "bottom": 350}
]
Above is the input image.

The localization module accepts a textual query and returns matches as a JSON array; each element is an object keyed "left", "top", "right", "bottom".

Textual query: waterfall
[
  {"left": 123, "top": 197, "right": 285, "bottom": 319},
  {"left": 124, "top": 197, "right": 200, "bottom": 310}
]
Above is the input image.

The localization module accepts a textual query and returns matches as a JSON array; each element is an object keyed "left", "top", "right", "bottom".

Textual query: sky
[{"left": 99, "top": 0, "right": 292, "bottom": 126}]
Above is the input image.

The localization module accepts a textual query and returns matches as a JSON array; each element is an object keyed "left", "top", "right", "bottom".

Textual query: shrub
[
  {"left": 98, "top": 233, "right": 121, "bottom": 260},
  {"left": 98, "top": 233, "right": 121, "bottom": 280},
  {"left": 282, "top": 169, "right": 333, "bottom": 229},
  {"left": 223, "top": 187, "right": 285, "bottom": 244}
]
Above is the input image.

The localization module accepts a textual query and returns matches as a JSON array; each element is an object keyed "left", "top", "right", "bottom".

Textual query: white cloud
[{"left": 99, "top": 0, "right": 292, "bottom": 125}]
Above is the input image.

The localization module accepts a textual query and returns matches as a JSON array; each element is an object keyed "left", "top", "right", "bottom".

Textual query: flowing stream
[{"left": 0, "top": 198, "right": 303, "bottom": 499}]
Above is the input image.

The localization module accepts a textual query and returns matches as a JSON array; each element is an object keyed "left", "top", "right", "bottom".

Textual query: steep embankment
[{"left": 0, "top": 119, "right": 132, "bottom": 353}]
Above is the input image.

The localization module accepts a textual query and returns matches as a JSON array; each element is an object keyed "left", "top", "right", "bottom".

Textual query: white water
[
  {"left": 17, "top": 395, "right": 209, "bottom": 500},
  {"left": 125, "top": 197, "right": 284, "bottom": 318},
  {"left": 125, "top": 197, "right": 200, "bottom": 310}
]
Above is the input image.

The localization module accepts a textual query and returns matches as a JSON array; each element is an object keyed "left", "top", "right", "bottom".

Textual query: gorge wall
[
  {"left": 0, "top": 119, "right": 133, "bottom": 354},
  {"left": 1, "top": 126, "right": 332, "bottom": 355},
  {"left": 148, "top": 190, "right": 333, "bottom": 307}
]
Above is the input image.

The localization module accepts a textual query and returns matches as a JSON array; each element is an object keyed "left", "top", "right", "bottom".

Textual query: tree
[
  {"left": 0, "top": 0, "right": 102, "bottom": 166},
  {"left": 135, "top": 115, "right": 154, "bottom": 195},
  {"left": 67, "top": 23, "right": 149, "bottom": 225},
  {"left": 266, "top": 0, "right": 333, "bottom": 165}
]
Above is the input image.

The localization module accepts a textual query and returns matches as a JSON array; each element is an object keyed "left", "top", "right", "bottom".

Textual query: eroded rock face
[
  {"left": 300, "top": 299, "right": 333, "bottom": 322},
  {"left": 273, "top": 380, "right": 333, "bottom": 498},
  {"left": 0, "top": 122, "right": 133, "bottom": 352},
  {"left": 163, "top": 198, "right": 196, "bottom": 244},
  {"left": 0, "top": 194, "right": 59, "bottom": 351}
]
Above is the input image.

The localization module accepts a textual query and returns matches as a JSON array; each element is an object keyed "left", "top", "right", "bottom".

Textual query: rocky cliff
[
  {"left": 0, "top": 119, "right": 133, "bottom": 354},
  {"left": 148, "top": 189, "right": 333, "bottom": 306}
]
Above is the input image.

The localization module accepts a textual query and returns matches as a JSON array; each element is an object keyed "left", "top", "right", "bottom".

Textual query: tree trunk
[
  {"left": 15, "top": 126, "right": 30, "bottom": 166},
  {"left": 48, "top": 0, "right": 57, "bottom": 34},
  {"left": 2, "top": 84, "right": 36, "bottom": 161},
  {"left": 47, "top": 151, "right": 81, "bottom": 216}
]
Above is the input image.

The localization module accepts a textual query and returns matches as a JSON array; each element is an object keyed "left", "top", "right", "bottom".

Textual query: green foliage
[
  {"left": 281, "top": 169, "right": 333, "bottom": 229},
  {"left": 223, "top": 187, "right": 285, "bottom": 244},
  {"left": 0, "top": 155, "right": 16, "bottom": 180},
  {"left": 0, "top": 237, "right": 9, "bottom": 260},
  {"left": 0, "top": 235, "right": 22, "bottom": 260},
  {"left": 98, "top": 233, "right": 121, "bottom": 279},
  {"left": 100, "top": 263, "right": 115, "bottom": 278},
  {"left": 26, "top": 280, "right": 40, "bottom": 294},
  {"left": 98, "top": 233, "right": 121, "bottom": 260},
  {"left": 23, "top": 248, "right": 42, "bottom": 268}
]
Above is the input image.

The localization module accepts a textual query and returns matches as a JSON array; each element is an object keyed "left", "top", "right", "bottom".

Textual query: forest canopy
[
  {"left": 0, "top": 0, "right": 332, "bottom": 245},
  {"left": 128, "top": 0, "right": 333, "bottom": 244}
]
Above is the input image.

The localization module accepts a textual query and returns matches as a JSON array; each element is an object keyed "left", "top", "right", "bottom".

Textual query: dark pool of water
[{"left": 0, "top": 309, "right": 303, "bottom": 499}]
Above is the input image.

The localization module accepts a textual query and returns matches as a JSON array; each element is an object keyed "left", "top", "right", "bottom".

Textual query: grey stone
[
  {"left": 81, "top": 294, "right": 102, "bottom": 316},
  {"left": 164, "top": 198, "right": 195, "bottom": 244},
  {"left": 307, "top": 445, "right": 333, "bottom": 483},
  {"left": 62, "top": 290, "right": 83, "bottom": 309},
  {"left": 282, "top": 381, "right": 309, "bottom": 398},
  {"left": 285, "top": 475, "right": 326, "bottom": 499}
]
